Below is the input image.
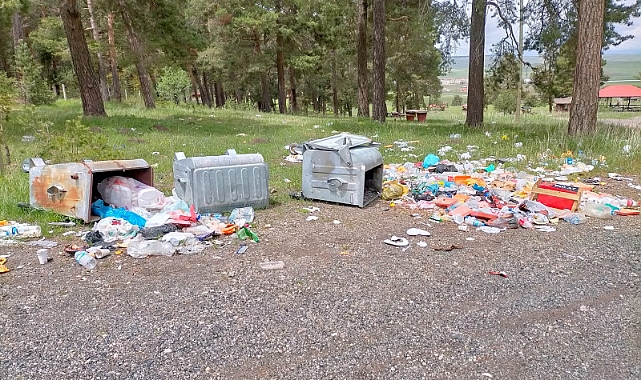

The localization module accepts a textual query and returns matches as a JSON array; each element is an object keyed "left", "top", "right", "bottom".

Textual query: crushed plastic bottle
[
  {"left": 75, "top": 251, "right": 97, "bottom": 270},
  {"left": 464, "top": 216, "right": 484, "bottom": 227},
  {"left": 582, "top": 203, "right": 613, "bottom": 219},
  {"left": 563, "top": 213, "right": 587, "bottom": 225}
]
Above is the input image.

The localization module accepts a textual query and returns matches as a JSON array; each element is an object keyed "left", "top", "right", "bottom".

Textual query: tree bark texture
[
  {"left": 202, "top": 72, "right": 214, "bottom": 108},
  {"left": 86, "top": 0, "right": 110, "bottom": 101},
  {"left": 275, "top": 0, "right": 286, "bottom": 113},
  {"left": 371, "top": 0, "right": 386, "bottom": 123},
  {"left": 107, "top": 12, "right": 122, "bottom": 101},
  {"left": 567, "top": 0, "right": 605, "bottom": 135},
  {"left": 260, "top": 73, "right": 272, "bottom": 112},
  {"left": 186, "top": 65, "right": 201, "bottom": 104},
  {"left": 117, "top": 0, "right": 155, "bottom": 108},
  {"left": 214, "top": 82, "right": 225, "bottom": 108},
  {"left": 12, "top": 12, "right": 25, "bottom": 48},
  {"left": 60, "top": 0, "right": 106, "bottom": 116},
  {"left": 289, "top": 67, "right": 298, "bottom": 112},
  {"left": 332, "top": 51, "right": 339, "bottom": 115},
  {"left": 465, "top": 0, "right": 486, "bottom": 127},
  {"left": 357, "top": 0, "right": 369, "bottom": 117}
]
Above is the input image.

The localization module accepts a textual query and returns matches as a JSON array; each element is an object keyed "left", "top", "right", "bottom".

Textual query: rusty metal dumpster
[
  {"left": 173, "top": 149, "right": 269, "bottom": 214},
  {"left": 29, "top": 158, "right": 153, "bottom": 223},
  {"left": 302, "top": 133, "right": 383, "bottom": 207}
]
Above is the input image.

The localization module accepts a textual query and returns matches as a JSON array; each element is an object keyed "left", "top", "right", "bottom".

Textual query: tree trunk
[
  {"left": 331, "top": 51, "right": 339, "bottom": 116},
  {"left": 465, "top": 0, "right": 486, "bottom": 127},
  {"left": 568, "top": 0, "right": 605, "bottom": 135},
  {"left": 59, "top": 0, "right": 106, "bottom": 117},
  {"left": 214, "top": 82, "right": 225, "bottom": 108},
  {"left": 275, "top": 0, "right": 287, "bottom": 113},
  {"left": 395, "top": 82, "right": 400, "bottom": 112},
  {"left": 117, "top": 0, "right": 155, "bottom": 108},
  {"left": 201, "top": 72, "right": 212, "bottom": 107},
  {"left": 371, "top": 0, "right": 386, "bottom": 123},
  {"left": 186, "top": 65, "right": 200, "bottom": 104},
  {"left": 86, "top": 0, "right": 110, "bottom": 101},
  {"left": 289, "top": 66, "right": 298, "bottom": 113},
  {"left": 357, "top": 0, "right": 369, "bottom": 117},
  {"left": 107, "top": 12, "right": 122, "bottom": 102},
  {"left": 260, "top": 73, "right": 271, "bottom": 112},
  {"left": 12, "top": 12, "right": 25, "bottom": 48}
]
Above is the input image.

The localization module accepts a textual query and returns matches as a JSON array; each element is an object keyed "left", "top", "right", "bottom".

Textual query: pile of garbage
[
  {"left": 380, "top": 154, "right": 640, "bottom": 234},
  {"left": 1, "top": 175, "right": 261, "bottom": 271}
]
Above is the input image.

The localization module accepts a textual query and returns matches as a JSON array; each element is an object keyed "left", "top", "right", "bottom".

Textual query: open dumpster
[
  {"left": 28, "top": 158, "right": 153, "bottom": 223},
  {"left": 302, "top": 133, "right": 383, "bottom": 207}
]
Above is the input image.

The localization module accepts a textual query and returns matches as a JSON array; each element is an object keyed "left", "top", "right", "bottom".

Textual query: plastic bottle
[
  {"left": 17, "top": 225, "right": 42, "bottom": 237},
  {"left": 75, "top": 251, "right": 97, "bottom": 270},
  {"left": 127, "top": 240, "right": 175, "bottom": 259},
  {"left": 582, "top": 203, "right": 613, "bottom": 219},
  {"left": 464, "top": 216, "right": 484, "bottom": 227}
]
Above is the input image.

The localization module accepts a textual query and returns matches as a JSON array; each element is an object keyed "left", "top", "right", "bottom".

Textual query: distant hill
[{"left": 440, "top": 54, "right": 641, "bottom": 83}]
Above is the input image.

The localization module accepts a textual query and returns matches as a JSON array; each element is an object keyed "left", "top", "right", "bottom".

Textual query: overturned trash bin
[
  {"left": 29, "top": 158, "right": 153, "bottom": 223},
  {"left": 302, "top": 133, "right": 383, "bottom": 207},
  {"left": 173, "top": 149, "right": 269, "bottom": 214}
]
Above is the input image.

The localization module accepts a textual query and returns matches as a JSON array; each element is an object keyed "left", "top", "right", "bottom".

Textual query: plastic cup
[{"left": 37, "top": 249, "right": 49, "bottom": 265}]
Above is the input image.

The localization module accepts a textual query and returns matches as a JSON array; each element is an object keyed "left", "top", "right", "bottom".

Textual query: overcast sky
[{"left": 453, "top": 0, "right": 641, "bottom": 56}]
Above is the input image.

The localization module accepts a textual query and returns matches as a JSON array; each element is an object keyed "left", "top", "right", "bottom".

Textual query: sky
[{"left": 453, "top": 0, "right": 641, "bottom": 56}]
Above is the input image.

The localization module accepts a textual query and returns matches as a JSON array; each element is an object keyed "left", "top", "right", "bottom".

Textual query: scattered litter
[
  {"left": 481, "top": 373, "right": 493, "bottom": 378},
  {"left": 260, "top": 261, "right": 285, "bottom": 270},
  {"left": 48, "top": 221, "right": 75, "bottom": 227},
  {"left": 465, "top": 237, "right": 475, "bottom": 241},
  {"left": 535, "top": 226, "right": 556, "bottom": 232},
  {"left": 604, "top": 225, "right": 615, "bottom": 230},
  {"left": 333, "top": 220, "right": 341, "bottom": 225},
  {"left": 478, "top": 226, "right": 502, "bottom": 234},
  {"left": 458, "top": 224, "right": 468, "bottom": 231},
  {"left": 384, "top": 236, "right": 409, "bottom": 247},
  {"left": 235, "top": 243, "right": 248, "bottom": 254},
  {"left": 284, "top": 178, "right": 292, "bottom": 183},
  {"left": 416, "top": 241, "right": 428, "bottom": 248},
  {"left": 433, "top": 244, "right": 463, "bottom": 251},
  {"left": 306, "top": 215, "right": 319, "bottom": 221},
  {"left": 488, "top": 271, "right": 508, "bottom": 278},
  {"left": 62, "top": 231, "right": 77, "bottom": 236},
  {"left": 27, "top": 240, "right": 58, "bottom": 249},
  {"left": 22, "top": 135, "right": 35, "bottom": 142},
  {"left": 37, "top": 249, "right": 52, "bottom": 264},
  {"left": 302, "top": 206, "right": 320, "bottom": 213},
  {"left": 0, "top": 257, "right": 9, "bottom": 273},
  {"left": 406, "top": 228, "right": 430, "bottom": 236}
]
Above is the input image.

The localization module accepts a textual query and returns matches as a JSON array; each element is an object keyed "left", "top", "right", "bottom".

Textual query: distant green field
[{"left": 441, "top": 54, "right": 641, "bottom": 84}]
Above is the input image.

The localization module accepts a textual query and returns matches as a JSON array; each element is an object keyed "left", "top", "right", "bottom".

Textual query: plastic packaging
[
  {"left": 127, "top": 239, "right": 175, "bottom": 258},
  {"left": 87, "top": 246, "right": 111, "bottom": 259},
  {"left": 141, "top": 224, "right": 178, "bottom": 239},
  {"left": 582, "top": 203, "right": 613, "bottom": 219},
  {"left": 97, "top": 176, "right": 166, "bottom": 210},
  {"left": 563, "top": 213, "right": 587, "bottom": 225},
  {"left": 91, "top": 200, "right": 147, "bottom": 228},
  {"left": 229, "top": 207, "right": 255, "bottom": 224},
  {"left": 37, "top": 249, "right": 50, "bottom": 264},
  {"left": 75, "top": 251, "right": 97, "bottom": 270}
]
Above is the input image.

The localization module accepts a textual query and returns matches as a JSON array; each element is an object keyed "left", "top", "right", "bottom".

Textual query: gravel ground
[{"left": 1, "top": 179, "right": 640, "bottom": 379}]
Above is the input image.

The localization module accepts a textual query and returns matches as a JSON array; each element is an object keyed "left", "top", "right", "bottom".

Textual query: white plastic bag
[{"left": 98, "top": 176, "right": 166, "bottom": 210}]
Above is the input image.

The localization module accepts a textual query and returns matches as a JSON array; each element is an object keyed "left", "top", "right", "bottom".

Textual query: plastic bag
[
  {"left": 92, "top": 200, "right": 147, "bottom": 228},
  {"left": 92, "top": 217, "right": 140, "bottom": 242},
  {"left": 229, "top": 207, "right": 255, "bottom": 224},
  {"left": 237, "top": 227, "right": 259, "bottom": 242},
  {"left": 97, "top": 176, "right": 166, "bottom": 210},
  {"left": 382, "top": 180, "right": 409, "bottom": 201}
]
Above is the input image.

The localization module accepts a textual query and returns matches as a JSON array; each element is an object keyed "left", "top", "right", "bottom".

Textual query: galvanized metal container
[
  {"left": 29, "top": 158, "right": 153, "bottom": 223},
  {"left": 173, "top": 149, "right": 269, "bottom": 214},
  {"left": 302, "top": 133, "right": 383, "bottom": 207}
]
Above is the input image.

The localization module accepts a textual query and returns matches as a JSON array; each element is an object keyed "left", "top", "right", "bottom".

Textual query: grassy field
[{"left": 1, "top": 99, "right": 640, "bottom": 224}]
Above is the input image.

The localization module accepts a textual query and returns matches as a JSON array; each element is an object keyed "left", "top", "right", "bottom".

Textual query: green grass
[{"left": 1, "top": 99, "right": 640, "bottom": 226}]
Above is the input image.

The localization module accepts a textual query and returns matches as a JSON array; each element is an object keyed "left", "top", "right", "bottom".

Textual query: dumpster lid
[
  {"left": 81, "top": 159, "right": 150, "bottom": 172},
  {"left": 303, "top": 133, "right": 375, "bottom": 151},
  {"left": 303, "top": 133, "right": 378, "bottom": 167}
]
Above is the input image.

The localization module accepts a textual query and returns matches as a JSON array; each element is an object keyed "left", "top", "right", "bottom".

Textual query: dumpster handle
[{"left": 327, "top": 177, "right": 346, "bottom": 192}]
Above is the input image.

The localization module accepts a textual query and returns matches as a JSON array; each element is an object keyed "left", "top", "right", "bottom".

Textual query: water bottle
[
  {"left": 75, "top": 251, "right": 97, "bottom": 270},
  {"left": 465, "top": 216, "right": 484, "bottom": 227},
  {"left": 17, "top": 225, "right": 42, "bottom": 238}
]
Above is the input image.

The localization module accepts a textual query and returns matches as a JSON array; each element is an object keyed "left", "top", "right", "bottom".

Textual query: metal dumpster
[
  {"left": 302, "top": 133, "right": 383, "bottom": 207},
  {"left": 173, "top": 149, "right": 269, "bottom": 214},
  {"left": 29, "top": 158, "right": 153, "bottom": 223}
]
